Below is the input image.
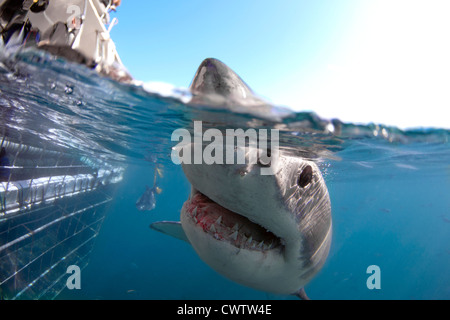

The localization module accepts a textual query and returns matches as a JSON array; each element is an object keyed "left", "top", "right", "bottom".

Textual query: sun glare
[{"left": 292, "top": 0, "right": 450, "bottom": 129}]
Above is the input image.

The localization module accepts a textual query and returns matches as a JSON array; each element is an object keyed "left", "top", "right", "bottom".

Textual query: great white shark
[{"left": 151, "top": 58, "right": 332, "bottom": 299}]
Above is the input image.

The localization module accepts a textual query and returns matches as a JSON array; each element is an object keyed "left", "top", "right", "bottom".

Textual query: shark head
[
  {"left": 152, "top": 58, "right": 331, "bottom": 297},
  {"left": 180, "top": 145, "right": 332, "bottom": 295}
]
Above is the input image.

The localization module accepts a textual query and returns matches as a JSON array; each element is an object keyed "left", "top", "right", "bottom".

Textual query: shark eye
[{"left": 298, "top": 165, "right": 313, "bottom": 188}]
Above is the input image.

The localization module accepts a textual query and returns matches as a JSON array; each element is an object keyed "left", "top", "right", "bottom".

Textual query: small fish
[
  {"left": 136, "top": 185, "right": 162, "bottom": 211},
  {"left": 156, "top": 167, "right": 164, "bottom": 178},
  {"left": 135, "top": 164, "right": 163, "bottom": 211}
]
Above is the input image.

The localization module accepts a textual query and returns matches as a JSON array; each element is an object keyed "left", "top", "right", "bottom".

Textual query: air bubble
[
  {"left": 239, "top": 170, "right": 247, "bottom": 177},
  {"left": 64, "top": 84, "right": 74, "bottom": 94}
]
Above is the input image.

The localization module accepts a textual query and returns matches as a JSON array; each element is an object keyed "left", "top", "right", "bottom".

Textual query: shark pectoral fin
[
  {"left": 293, "top": 288, "right": 310, "bottom": 300},
  {"left": 150, "top": 221, "right": 190, "bottom": 243}
]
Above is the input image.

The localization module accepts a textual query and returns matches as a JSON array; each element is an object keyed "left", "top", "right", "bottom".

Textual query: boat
[{"left": 0, "top": 0, "right": 133, "bottom": 83}]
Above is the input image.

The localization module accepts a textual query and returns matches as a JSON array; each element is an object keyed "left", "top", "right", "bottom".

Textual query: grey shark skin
[
  {"left": 189, "top": 58, "right": 261, "bottom": 106},
  {"left": 188, "top": 58, "right": 292, "bottom": 121},
  {"left": 151, "top": 58, "right": 332, "bottom": 298},
  {"left": 180, "top": 147, "right": 332, "bottom": 297}
]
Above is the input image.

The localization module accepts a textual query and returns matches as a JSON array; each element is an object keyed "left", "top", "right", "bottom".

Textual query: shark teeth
[
  {"left": 225, "top": 232, "right": 281, "bottom": 251},
  {"left": 187, "top": 191, "right": 282, "bottom": 252}
]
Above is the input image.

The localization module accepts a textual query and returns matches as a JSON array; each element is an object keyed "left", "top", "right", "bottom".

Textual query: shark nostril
[{"left": 298, "top": 165, "right": 313, "bottom": 188}]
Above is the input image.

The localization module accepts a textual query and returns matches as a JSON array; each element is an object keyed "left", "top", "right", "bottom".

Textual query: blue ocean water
[{"left": 1, "top": 49, "right": 449, "bottom": 300}]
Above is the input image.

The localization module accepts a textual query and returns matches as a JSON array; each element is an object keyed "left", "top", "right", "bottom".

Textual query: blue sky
[{"left": 109, "top": 1, "right": 449, "bottom": 129}]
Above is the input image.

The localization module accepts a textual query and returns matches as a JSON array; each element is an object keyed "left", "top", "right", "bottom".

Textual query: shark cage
[{"left": 0, "top": 133, "right": 124, "bottom": 300}]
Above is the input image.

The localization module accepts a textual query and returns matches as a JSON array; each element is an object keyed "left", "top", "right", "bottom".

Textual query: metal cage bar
[{"left": 0, "top": 136, "right": 123, "bottom": 300}]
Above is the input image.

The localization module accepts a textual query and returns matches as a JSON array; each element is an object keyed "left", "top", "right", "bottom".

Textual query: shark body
[{"left": 151, "top": 58, "right": 332, "bottom": 298}]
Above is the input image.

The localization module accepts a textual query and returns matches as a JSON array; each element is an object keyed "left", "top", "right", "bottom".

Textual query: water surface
[{"left": 1, "top": 48, "right": 448, "bottom": 299}]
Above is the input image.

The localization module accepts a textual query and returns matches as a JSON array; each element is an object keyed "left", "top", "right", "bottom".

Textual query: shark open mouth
[{"left": 183, "top": 188, "right": 284, "bottom": 252}]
